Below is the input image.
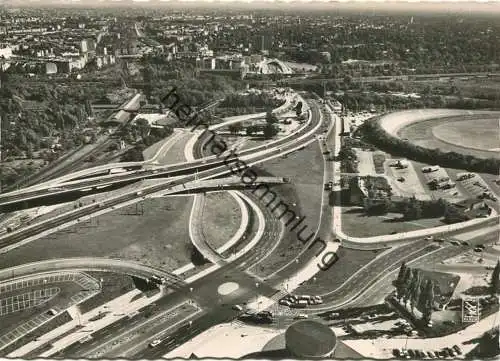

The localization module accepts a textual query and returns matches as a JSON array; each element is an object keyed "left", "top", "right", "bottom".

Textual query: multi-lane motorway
[{"left": 1, "top": 94, "right": 498, "bottom": 358}]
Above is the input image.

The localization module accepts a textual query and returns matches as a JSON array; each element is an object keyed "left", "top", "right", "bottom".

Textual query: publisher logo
[{"left": 462, "top": 297, "right": 480, "bottom": 322}]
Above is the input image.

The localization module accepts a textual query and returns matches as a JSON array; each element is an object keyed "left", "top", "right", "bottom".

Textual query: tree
[
  {"left": 265, "top": 110, "right": 278, "bottom": 124},
  {"left": 404, "top": 269, "right": 419, "bottom": 306},
  {"left": 246, "top": 126, "right": 255, "bottom": 136},
  {"left": 490, "top": 260, "right": 500, "bottom": 296},
  {"left": 410, "top": 269, "right": 423, "bottom": 313},
  {"left": 294, "top": 101, "right": 303, "bottom": 117},
  {"left": 400, "top": 268, "right": 413, "bottom": 303},
  {"left": 422, "top": 279, "right": 435, "bottom": 324},
  {"left": 263, "top": 124, "right": 279, "bottom": 139},
  {"left": 135, "top": 118, "right": 151, "bottom": 139},
  {"left": 396, "top": 262, "right": 407, "bottom": 298},
  {"left": 228, "top": 123, "right": 243, "bottom": 135}
]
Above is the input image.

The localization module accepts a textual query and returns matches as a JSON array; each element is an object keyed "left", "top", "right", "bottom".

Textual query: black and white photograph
[{"left": 0, "top": 0, "right": 498, "bottom": 359}]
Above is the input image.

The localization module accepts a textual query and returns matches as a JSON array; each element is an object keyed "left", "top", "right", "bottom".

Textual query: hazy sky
[{"left": 4, "top": 0, "right": 500, "bottom": 14}]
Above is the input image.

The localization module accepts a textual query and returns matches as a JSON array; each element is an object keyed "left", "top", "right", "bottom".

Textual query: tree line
[{"left": 395, "top": 263, "right": 436, "bottom": 324}]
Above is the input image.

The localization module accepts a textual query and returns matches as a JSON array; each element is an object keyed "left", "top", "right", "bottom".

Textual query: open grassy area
[
  {"left": 155, "top": 131, "right": 192, "bottom": 164},
  {"left": 0, "top": 196, "right": 195, "bottom": 272},
  {"left": 432, "top": 118, "right": 499, "bottom": 152},
  {"left": 78, "top": 272, "right": 136, "bottom": 314},
  {"left": 372, "top": 152, "right": 387, "bottom": 174},
  {"left": 416, "top": 269, "right": 461, "bottom": 302},
  {"left": 202, "top": 191, "right": 243, "bottom": 251},
  {"left": 341, "top": 206, "right": 443, "bottom": 238},
  {"left": 294, "top": 247, "right": 381, "bottom": 295},
  {"left": 246, "top": 141, "right": 325, "bottom": 276},
  {"left": 142, "top": 137, "right": 168, "bottom": 161},
  {"left": 398, "top": 115, "right": 500, "bottom": 160}
]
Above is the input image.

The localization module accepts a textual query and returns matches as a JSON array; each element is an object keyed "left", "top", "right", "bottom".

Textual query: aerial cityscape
[{"left": 0, "top": 1, "right": 499, "bottom": 359}]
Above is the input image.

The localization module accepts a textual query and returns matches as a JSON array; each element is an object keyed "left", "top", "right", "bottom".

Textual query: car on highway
[
  {"left": 294, "top": 313, "right": 308, "bottom": 320},
  {"left": 149, "top": 339, "right": 162, "bottom": 348}
]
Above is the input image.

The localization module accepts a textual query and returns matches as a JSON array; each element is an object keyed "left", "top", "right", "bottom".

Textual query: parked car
[
  {"left": 452, "top": 345, "right": 462, "bottom": 355},
  {"left": 232, "top": 305, "right": 243, "bottom": 311},
  {"left": 474, "top": 247, "right": 483, "bottom": 252}
]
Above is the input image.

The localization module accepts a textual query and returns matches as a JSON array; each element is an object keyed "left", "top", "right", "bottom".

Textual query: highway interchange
[{"left": 0, "top": 91, "right": 498, "bottom": 358}]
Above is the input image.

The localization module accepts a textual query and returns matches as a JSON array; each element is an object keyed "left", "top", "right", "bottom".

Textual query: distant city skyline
[{"left": 3, "top": 0, "right": 500, "bottom": 15}]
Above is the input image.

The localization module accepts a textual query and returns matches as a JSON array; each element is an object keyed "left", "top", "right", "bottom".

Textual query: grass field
[
  {"left": 78, "top": 272, "right": 136, "bottom": 314},
  {"left": 294, "top": 247, "right": 381, "bottom": 295},
  {"left": 155, "top": 131, "right": 192, "bottom": 164},
  {"left": 372, "top": 152, "right": 387, "bottom": 174},
  {"left": 0, "top": 196, "right": 195, "bottom": 272},
  {"left": 432, "top": 118, "right": 499, "bottom": 152},
  {"left": 202, "top": 192, "right": 243, "bottom": 251},
  {"left": 341, "top": 207, "right": 443, "bottom": 238},
  {"left": 246, "top": 141, "right": 325, "bottom": 276},
  {"left": 398, "top": 115, "right": 500, "bottom": 159}
]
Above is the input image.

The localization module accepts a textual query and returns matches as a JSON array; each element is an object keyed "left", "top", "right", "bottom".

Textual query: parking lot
[
  {"left": 0, "top": 309, "right": 59, "bottom": 350},
  {"left": 455, "top": 173, "right": 497, "bottom": 201},
  {"left": 0, "top": 273, "right": 99, "bottom": 296},
  {"left": 0, "top": 272, "right": 101, "bottom": 351},
  {"left": 418, "top": 166, "right": 464, "bottom": 201},
  {"left": 0, "top": 288, "right": 60, "bottom": 316}
]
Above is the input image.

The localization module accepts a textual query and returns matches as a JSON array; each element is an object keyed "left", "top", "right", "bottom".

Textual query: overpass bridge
[{"left": 167, "top": 176, "right": 286, "bottom": 195}]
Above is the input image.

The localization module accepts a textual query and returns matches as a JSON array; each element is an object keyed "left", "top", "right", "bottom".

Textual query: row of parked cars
[
  {"left": 279, "top": 294, "right": 323, "bottom": 308},
  {"left": 394, "top": 345, "right": 462, "bottom": 359}
]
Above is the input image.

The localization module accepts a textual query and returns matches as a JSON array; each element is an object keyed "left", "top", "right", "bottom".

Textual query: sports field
[
  {"left": 398, "top": 113, "right": 500, "bottom": 159},
  {"left": 432, "top": 118, "right": 499, "bottom": 152}
]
